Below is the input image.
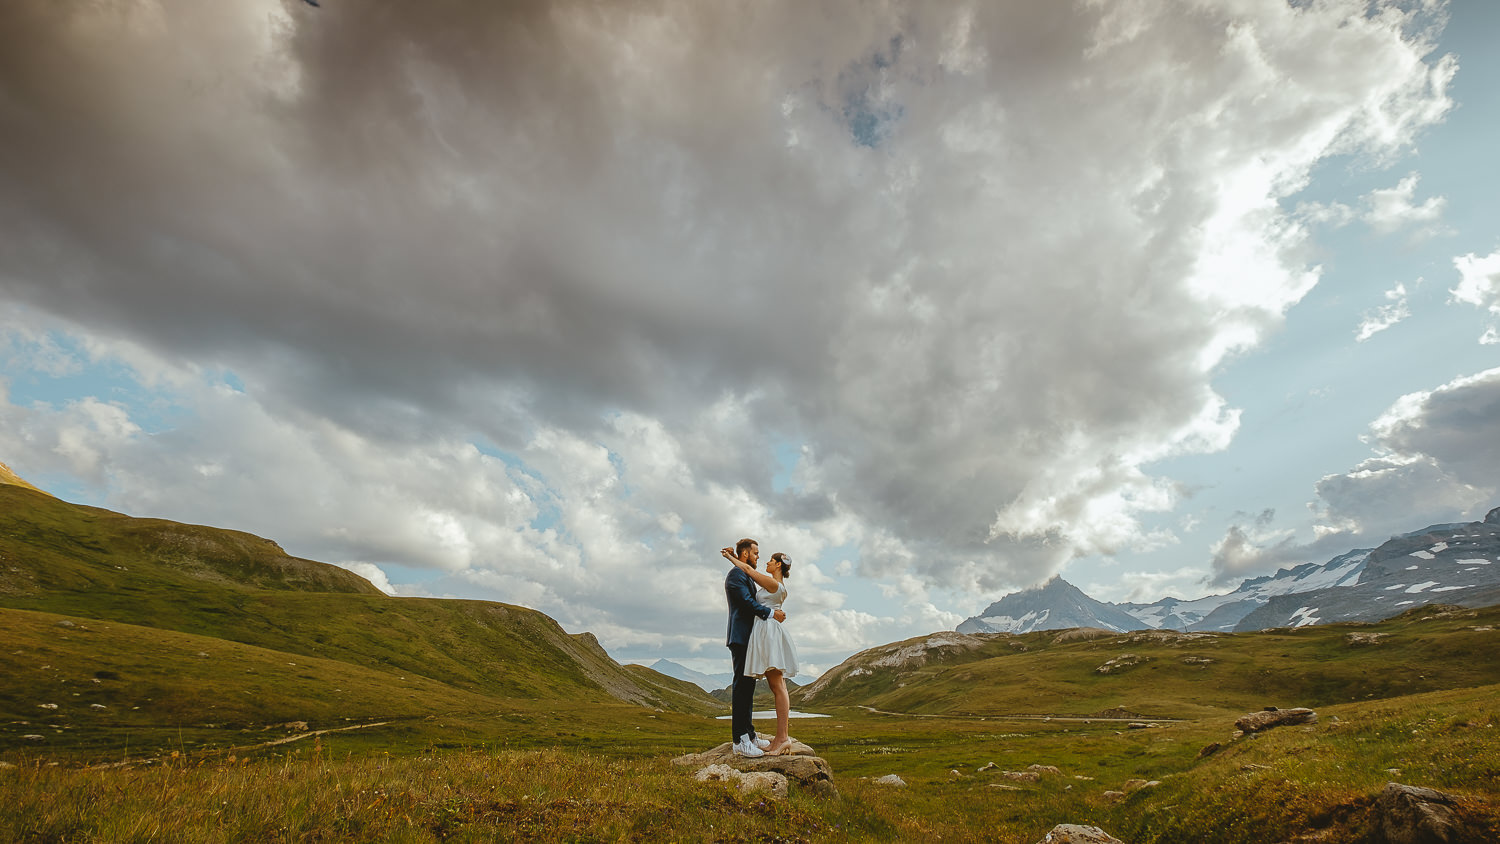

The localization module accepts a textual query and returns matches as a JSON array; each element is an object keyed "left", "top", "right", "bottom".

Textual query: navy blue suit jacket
[{"left": 725, "top": 566, "right": 772, "bottom": 647}]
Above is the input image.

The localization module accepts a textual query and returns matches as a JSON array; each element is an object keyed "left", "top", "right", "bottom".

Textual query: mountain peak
[{"left": 957, "top": 575, "right": 1142, "bottom": 635}]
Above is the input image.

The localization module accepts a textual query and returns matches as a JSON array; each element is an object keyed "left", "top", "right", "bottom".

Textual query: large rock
[
  {"left": 1234, "top": 707, "right": 1317, "bottom": 733},
  {"left": 693, "top": 764, "right": 788, "bottom": 800},
  {"left": 673, "top": 741, "right": 837, "bottom": 797},
  {"left": 1375, "top": 782, "right": 1468, "bottom": 844},
  {"left": 1037, "top": 825, "right": 1125, "bottom": 843}
]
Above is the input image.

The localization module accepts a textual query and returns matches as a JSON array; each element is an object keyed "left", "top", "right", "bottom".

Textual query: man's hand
[{"left": 773, "top": 609, "right": 786, "bottom": 623}]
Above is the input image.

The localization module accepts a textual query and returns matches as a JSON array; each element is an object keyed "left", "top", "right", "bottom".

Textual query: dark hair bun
[{"left": 773, "top": 553, "right": 792, "bottom": 579}]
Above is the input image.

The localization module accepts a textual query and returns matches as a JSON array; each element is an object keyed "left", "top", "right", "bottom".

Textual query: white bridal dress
[{"left": 745, "top": 581, "right": 799, "bottom": 679}]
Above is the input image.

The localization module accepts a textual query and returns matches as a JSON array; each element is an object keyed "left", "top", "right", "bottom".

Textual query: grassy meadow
[
  {"left": 5, "top": 482, "right": 1500, "bottom": 841},
  {"left": 7, "top": 607, "right": 1500, "bottom": 841},
  {"left": 4, "top": 687, "right": 1500, "bottom": 843}
]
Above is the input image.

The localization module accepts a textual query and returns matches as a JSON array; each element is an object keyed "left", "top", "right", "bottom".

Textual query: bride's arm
[{"left": 725, "top": 554, "right": 780, "bottom": 592}]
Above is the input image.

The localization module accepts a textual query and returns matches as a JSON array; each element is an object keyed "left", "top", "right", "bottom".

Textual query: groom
[{"left": 724, "top": 537, "right": 785, "bottom": 757}]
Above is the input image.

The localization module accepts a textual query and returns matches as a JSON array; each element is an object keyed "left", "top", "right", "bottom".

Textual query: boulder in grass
[
  {"left": 694, "top": 764, "right": 788, "bottom": 800},
  {"left": 1037, "top": 824, "right": 1125, "bottom": 843},
  {"left": 874, "top": 774, "right": 907, "bottom": 787},
  {"left": 1375, "top": 782, "right": 1468, "bottom": 844},
  {"left": 673, "top": 741, "right": 837, "bottom": 797},
  {"left": 1234, "top": 707, "right": 1317, "bottom": 734}
]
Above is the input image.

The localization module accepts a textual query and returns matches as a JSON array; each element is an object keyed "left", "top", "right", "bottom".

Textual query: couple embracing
[{"left": 722, "top": 537, "right": 799, "bottom": 757}]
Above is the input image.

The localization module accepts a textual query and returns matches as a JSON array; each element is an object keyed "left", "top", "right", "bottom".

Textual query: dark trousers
[{"left": 728, "top": 642, "right": 757, "bottom": 744}]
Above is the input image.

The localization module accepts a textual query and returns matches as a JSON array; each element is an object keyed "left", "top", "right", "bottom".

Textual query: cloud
[
  {"left": 1452, "top": 249, "right": 1500, "bottom": 342},
  {"left": 1208, "top": 508, "right": 1299, "bottom": 585},
  {"left": 1361, "top": 172, "right": 1448, "bottom": 239},
  {"left": 1207, "top": 368, "right": 1500, "bottom": 583},
  {"left": 1298, "top": 172, "right": 1448, "bottom": 240},
  {"left": 1355, "top": 281, "right": 1412, "bottom": 341},
  {"left": 1315, "top": 366, "right": 1500, "bottom": 537},
  {"left": 0, "top": 1, "right": 1459, "bottom": 654}
]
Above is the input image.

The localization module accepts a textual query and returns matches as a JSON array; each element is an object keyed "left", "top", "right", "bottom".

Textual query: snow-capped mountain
[
  {"left": 1237, "top": 508, "right": 1500, "bottom": 629},
  {"left": 956, "top": 506, "right": 1500, "bottom": 635},
  {"left": 648, "top": 658, "right": 733, "bottom": 693},
  {"left": 1117, "top": 547, "right": 1372, "bottom": 632},
  {"left": 956, "top": 575, "right": 1145, "bottom": 634}
]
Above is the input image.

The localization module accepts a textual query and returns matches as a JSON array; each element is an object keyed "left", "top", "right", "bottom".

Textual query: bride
[{"left": 721, "top": 547, "right": 800, "bottom": 755}]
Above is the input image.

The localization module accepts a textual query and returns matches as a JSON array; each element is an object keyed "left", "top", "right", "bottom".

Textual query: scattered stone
[
  {"left": 1051, "top": 628, "right": 1118, "bottom": 644},
  {"left": 1037, "top": 824, "right": 1125, "bottom": 844},
  {"left": 1197, "top": 742, "right": 1222, "bottom": 758},
  {"left": 874, "top": 774, "right": 906, "bottom": 787},
  {"left": 1122, "top": 779, "right": 1160, "bottom": 792},
  {"left": 1100, "top": 791, "right": 1126, "bottom": 801},
  {"left": 22, "top": 735, "right": 44, "bottom": 741},
  {"left": 673, "top": 742, "right": 837, "bottom": 797},
  {"left": 36, "top": 704, "right": 57, "bottom": 710},
  {"left": 55, "top": 620, "right": 76, "bottom": 629},
  {"left": 988, "top": 783, "right": 1024, "bottom": 791},
  {"left": 1346, "top": 632, "right": 1385, "bottom": 646},
  {"left": 694, "top": 764, "right": 789, "bottom": 799},
  {"left": 949, "top": 769, "right": 962, "bottom": 777},
  {"left": 1375, "top": 782, "right": 1468, "bottom": 844},
  {"left": 1182, "top": 656, "right": 1215, "bottom": 665},
  {"left": 977, "top": 761, "right": 998, "bottom": 772},
  {"left": 1235, "top": 707, "right": 1317, "bottom": 734},
  {"left": 89, "top": 704, "right": 107, "bottom": 711},
  {"left": 1001, "top": 770, "right": 1041, "bottom": 782},
  {"left": 1127, "top": 722, "right": 1156, "bottom": 730},
  {"left": 1095, "top": 654, "right": 1148, "bottom": 674},
  {"left": 0, "top": 761, "right": 15, "bottom": 768},
  {"left": 1027, "top": 764, "right": 1062, "bottom": 776},
  {"left": 282, "top": 721, "right": 309, "bottom": 732}
]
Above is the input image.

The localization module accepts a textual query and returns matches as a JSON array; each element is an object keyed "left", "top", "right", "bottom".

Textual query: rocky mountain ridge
[{"left": 958, "top": 506, "right": 1500, "bottom": 635}]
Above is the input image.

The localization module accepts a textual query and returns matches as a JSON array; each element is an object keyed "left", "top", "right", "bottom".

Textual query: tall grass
[{"left": 4, "top": 687, "right": 1499, "bottom": 843}]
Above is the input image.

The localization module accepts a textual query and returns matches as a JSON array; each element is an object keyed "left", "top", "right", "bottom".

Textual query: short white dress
[{"left": 745, "top": 581, "right": 799, "bottom": 679}]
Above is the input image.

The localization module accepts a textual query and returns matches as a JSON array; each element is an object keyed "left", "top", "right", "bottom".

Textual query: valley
[{"left": 3, "top": 476, "right": 1500, "bottom": 841}]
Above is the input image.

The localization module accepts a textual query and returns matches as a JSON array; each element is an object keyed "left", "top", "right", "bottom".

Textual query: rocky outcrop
[
  {"left": 1375, "top": 782, "right": 1469, "bottom": 844},
  {"left": 1094, "top": 654, "right": 1148, "bottom": 674},
  {"left": 673, "top": 741, "right": 837, "bottom": 798},
  {"left": 1037, "top": 825, "right": 1125, "bottom": 843},
  {"left": 1235, "top": 707, "right": 1317, "bottom": 733},
  {"left": 798, "top": 632, "right": 991, "bottom": 701}
]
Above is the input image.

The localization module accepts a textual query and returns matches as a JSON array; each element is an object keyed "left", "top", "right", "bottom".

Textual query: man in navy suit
[{"left": 724, "top": 537, "right": 785, "bottom": 756}]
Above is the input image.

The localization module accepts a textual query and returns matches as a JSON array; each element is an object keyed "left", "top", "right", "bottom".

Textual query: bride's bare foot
[{"left": 766, "top": 739, "right": 792, "bottom": 755}]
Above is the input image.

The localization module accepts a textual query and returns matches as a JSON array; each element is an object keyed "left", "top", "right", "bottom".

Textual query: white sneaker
[
  {"left": 733, "top": 735, "right": 765, "bottom": 758},
  {"left": 753, "top": 736, "right": 771, "bottom": 749}
]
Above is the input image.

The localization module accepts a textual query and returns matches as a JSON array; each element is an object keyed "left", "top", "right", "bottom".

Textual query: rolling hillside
[
  {"left": 0, "top": 478, "right": 720, "bottom": 752},
  {"left": 796, "top": 605, "right": 1500, "bottom": 720}
]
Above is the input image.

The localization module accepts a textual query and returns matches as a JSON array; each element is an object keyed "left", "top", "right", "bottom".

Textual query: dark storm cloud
[{"left": 0, "top": 0, "right": 1456, "bottom": 603}]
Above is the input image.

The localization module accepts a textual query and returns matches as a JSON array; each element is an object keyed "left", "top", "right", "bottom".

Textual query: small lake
[{"left": 715, "top": 711, "right": 830, "bottom": 720}]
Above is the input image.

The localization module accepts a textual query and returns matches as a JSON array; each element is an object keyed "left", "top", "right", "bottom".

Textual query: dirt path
[
  {"left": 855, "top": 705, "right": 1182, "bottom": 724},
  {"left": 87, "top": 721, "right": 393, "bottom": 770},
  {"left": 238, "top": 720, "right": 392, "bottom": 749}
]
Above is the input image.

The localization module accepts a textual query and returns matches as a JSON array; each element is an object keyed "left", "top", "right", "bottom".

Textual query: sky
[{"left": 2, "top": 0, "right": 1498, "bottom": 680}]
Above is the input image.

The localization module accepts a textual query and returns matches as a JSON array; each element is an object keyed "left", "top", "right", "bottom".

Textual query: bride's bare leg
[{"left": 767, "top": 669, "right": 791, "bottom": 751}]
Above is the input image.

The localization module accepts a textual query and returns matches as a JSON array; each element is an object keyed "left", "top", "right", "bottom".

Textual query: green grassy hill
[
  {"left": 0, "top": 480, "right": 720, "bottom": 758},
  {"left": 795, "top": 606, "right": 1500, "bottom": 720}
]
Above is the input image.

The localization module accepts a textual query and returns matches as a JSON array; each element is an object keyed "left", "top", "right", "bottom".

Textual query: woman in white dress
[{"left": 722, "top": 549, "right": 799, "bottom": 755}]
